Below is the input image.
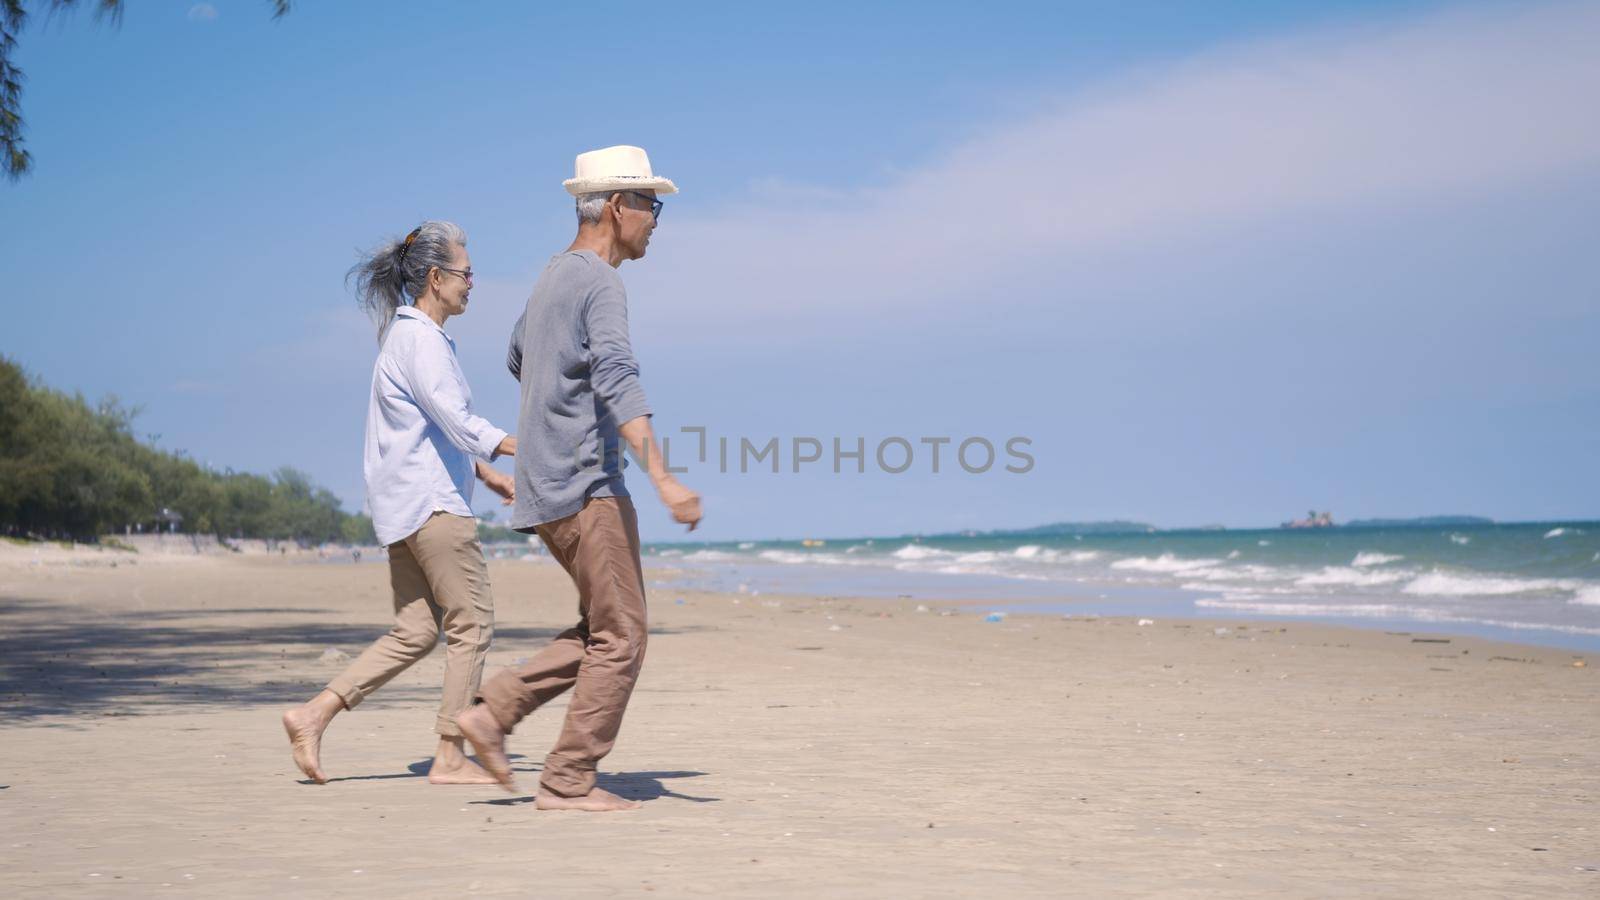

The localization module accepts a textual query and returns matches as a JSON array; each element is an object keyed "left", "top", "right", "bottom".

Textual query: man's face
[{"left": 614, "top": 190, "right": 658, "bottom": 260}]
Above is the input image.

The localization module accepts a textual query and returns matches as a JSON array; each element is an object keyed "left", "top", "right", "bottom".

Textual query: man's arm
[
  {"left": 618, "top": 415, "right": 701, "bottom": 531},
  {"left": 583, "top": 281, "right": 652, "bottom": 427},
  {"left": 506, "top": 310, "right": 526, "bottom": 382},
  {"left": 584, "top": 276, "right": 698, "bottom": 529}
]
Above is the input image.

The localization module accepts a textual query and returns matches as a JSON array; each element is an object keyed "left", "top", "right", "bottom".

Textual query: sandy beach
[{"left": 1, "top": 552, "right": 1595, "bottom": 897}]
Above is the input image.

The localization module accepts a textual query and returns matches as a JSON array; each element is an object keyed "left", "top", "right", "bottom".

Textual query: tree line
[{"left": 0, "top": 355, "right": 375, "bottom": 545}]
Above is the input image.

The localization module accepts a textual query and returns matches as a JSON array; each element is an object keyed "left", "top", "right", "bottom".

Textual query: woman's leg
[
  {"left": 282, "top": 537, "right": 441, "bottom": 782},
  {"left": 406, "top": 512, "right": 497, "bottom": 783}
]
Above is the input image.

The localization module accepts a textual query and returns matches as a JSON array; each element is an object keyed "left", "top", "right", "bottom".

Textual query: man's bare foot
[
  {"left": 535, "top": 786, "right": 641, "bottom": 812},
  {"left": 456, "top": 704, "right": 516, "bottom": 792},
  {"left": 282, "top": 706, "right": 329, "bottom": 784}
]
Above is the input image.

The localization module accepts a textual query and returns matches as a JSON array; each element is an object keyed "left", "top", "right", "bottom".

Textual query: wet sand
[{"left": 0, "top": 554, "right": 1595, "bottom": 897}]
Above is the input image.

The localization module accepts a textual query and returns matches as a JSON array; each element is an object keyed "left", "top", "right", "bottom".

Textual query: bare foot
[
  {"left": 456, "top": 705, "right": 516, "bottom": 792},
  {"left": 535, "top": 786, "right": 641, "bottom": 812},
  {"left": 281, "top": 707, "right": 328, "bottom": 784},
  {"left": 427, "top": 756, "right": 501, "bottom": 785}
]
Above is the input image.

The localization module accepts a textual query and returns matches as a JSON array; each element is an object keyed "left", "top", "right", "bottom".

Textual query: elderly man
[{"left": 458, "top": 145, "right": 701, "bottom": 812}]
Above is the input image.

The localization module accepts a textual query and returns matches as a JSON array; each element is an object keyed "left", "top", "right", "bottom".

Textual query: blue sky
[{"left": 4, "top": 0, "right": 1597, "bottom": 541}]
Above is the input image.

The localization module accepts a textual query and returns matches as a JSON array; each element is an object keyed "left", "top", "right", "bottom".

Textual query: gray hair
[
  {"left": 348, "top": 220, "right": 467, "bottom": 340},
  {"left": 575, "top": 191, "right": 615, "bottom": 225}
]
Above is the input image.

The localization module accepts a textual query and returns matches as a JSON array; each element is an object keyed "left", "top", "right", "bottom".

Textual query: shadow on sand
[
  {"left": 311, "top": 758, "right": 718, "bottom": 805},
  {"left": 0, "top": 596, "right": 710, "bottom": 721},
  {"left": 470, "top": 769, "right": 719, "bottom": 806},
  {"left": 311, "top": 753, "right": 534, "bottom": 784}
]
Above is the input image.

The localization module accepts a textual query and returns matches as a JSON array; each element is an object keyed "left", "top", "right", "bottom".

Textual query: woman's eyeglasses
[{"left": 436, "top": 267, "right": 473, "bottom": 284}]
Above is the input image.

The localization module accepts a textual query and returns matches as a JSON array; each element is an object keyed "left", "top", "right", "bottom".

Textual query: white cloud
[
  {"left": 187, "top": 4, "right": 219, "bottom": 23},
  {"left": 638, "top": 1, "right": 1600, "bottom": 323}
]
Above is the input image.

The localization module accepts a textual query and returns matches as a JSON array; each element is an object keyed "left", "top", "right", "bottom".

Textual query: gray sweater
[{"left": 506, "top": 250, "right": 652, "bottom": 529}]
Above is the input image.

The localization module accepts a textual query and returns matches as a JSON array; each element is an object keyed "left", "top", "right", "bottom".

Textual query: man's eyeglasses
[
  {"left": 436, "top": 266, "right": 473, "bottom": 284},
  {"left": 621, "top": 191, "right": 663, "bottom": 221}
]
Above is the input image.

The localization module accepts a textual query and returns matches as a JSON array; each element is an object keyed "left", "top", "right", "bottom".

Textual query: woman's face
[{"left": 432, "top": 243, "right": 473, "bottom": 317}]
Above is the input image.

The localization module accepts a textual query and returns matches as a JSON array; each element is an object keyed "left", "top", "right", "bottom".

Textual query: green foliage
[
  {"left": 477, "top": 521, "right": 525, "bottom": 544},
  {"left": 341, "top": 513, "right": 377, "bottom": 546},
  {"left": 0, "top": 355, "right": 365, "bottom": 544}
]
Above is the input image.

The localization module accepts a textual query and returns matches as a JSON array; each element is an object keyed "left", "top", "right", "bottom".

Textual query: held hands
[
  {"left": 656, "top": 478, "right": 702, "bottom": 532},
  {"left": 478, "top": 464, "right": 516, "bottom": 505}
]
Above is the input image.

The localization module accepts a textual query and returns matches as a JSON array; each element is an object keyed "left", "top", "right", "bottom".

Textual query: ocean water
[{"left": 639, "top": 522, "right": 1600, "bottom": 651}]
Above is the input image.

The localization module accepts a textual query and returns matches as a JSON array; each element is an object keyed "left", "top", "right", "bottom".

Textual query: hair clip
[{"left": 398, "top": 226, "right": 422, "bottom": 265}]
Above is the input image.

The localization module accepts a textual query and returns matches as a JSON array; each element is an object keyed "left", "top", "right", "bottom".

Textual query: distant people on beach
[
  {"left": 456, "top": 145, "right": 702, "bottom": 812},
  {"left": 282, "top": 220, "right": 517, "bottom": 785}
]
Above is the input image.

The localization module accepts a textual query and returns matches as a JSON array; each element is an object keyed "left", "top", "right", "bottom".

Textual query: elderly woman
[{"left": 283, "top": 220, "right": 515, "bottom": 785}]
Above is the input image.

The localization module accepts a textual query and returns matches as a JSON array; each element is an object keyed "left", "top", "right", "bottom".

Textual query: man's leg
[
  {"left": 536, "top": 496, "right": 648, "bottom": 811},
  {"left": 407, "top": 512, "right": 500, "bottom": 783},
  {"left": 282, "top": 538, "right": 439, "bottom": 782},
  {"left": 460, "top": 511, "right": 587, "bottom": 787}
]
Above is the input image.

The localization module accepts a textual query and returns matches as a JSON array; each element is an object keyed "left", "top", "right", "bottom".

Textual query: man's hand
[
  {"left": 478, "top": 464, "right": 516, "bottom": 505},
  {"left": 657, "top": 478, "right": 702, "bottom": 531}
]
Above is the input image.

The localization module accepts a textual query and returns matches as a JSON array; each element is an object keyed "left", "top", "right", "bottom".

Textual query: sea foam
[
  {"left": 891, "top": 544, "right": 950, "bottom": 561},
  {"left": 1111, "top": 554, "right": 1222, "bottom": 574},
  {"left": 1570, "top": 586, "right": 1600, "bottom": 607},
  {"left": 1403, "top": 571, "right": 1573, "bottom": 597},
  {"left": 1296, "top": 566, "right": 1409, "bottom": 587},
  {"left": 1352, "top": 552, "right": 1404, "bottom": 567}
]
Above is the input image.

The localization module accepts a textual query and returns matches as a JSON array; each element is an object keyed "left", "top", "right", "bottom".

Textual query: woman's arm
[{"left": 399, "top": 330, "right": 511, "bottom": 461}]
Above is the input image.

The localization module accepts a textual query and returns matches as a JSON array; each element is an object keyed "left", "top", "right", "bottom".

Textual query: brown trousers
[
  {"left": 327, "top": 512, "right": 494, "bottom": 737},
  {"left": 476, "top": 496, "right": 648, "bottom": 798}
]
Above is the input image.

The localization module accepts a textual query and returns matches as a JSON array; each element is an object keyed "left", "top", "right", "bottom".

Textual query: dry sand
[{"left": 0, "top": 554, "right": 1595, "bottom": 897}]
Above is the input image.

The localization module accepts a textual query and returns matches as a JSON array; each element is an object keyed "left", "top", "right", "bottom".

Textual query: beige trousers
[
  {"left": 477, "top": 496, "right": 647, "bottom": 798},
  {"left": 327, "top": 511, "right": 494, "bottom": 737}
]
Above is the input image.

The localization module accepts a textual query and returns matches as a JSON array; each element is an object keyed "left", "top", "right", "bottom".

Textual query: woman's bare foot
[
  {"left": 281, "top": 691, "right": 343, "bottom": 784},
  {"left": 427, "top": 736, "right": 500, "bottom": 785},
  {"left": 535, "top": 786, "right": 641, "bottom": 812},
  {"left": 456, "top": 704, "right": 517, "bottom": 792}
]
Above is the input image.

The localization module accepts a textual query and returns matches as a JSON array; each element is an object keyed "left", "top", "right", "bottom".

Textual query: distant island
[
  {"left": 935, "top": 515, "right": 1498, "bottom": 540},
  {"left": 948, "top": 520, "right": 1158, "bottom": 538},
  {"left": 1341, "top": 515, "right": 1494, "bottom": 529},
  {"left": 1280, "top": 512, "right": 1496, "bottom": 530}
]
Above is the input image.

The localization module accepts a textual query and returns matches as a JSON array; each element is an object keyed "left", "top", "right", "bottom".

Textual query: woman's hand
[{"left": 476, "top": 462, "right": 516, "bottom": 505}]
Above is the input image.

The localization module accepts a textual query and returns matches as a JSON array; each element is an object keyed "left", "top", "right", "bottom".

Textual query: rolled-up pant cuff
[
  {"left": 539, "top": 753, "right": 597, "bottom": 798},
  {"left": 473, "top": 676, "right": 523, "bottom": 735},
  {"left": 327, "top": 678, "right": 366, "bottom": 710}
]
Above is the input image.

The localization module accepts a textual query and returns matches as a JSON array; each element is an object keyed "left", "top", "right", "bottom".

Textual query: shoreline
[
  {"left": 8, "top": 537, "right": 1595, "bottom": 654},
  {"left": 647, "top": 560, "right": 1600, "bottom": 654}
]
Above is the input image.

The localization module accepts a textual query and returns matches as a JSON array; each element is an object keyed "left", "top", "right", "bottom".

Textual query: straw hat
[{"left": 562, "top": 145, "right": 678, "bottom": 197}]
